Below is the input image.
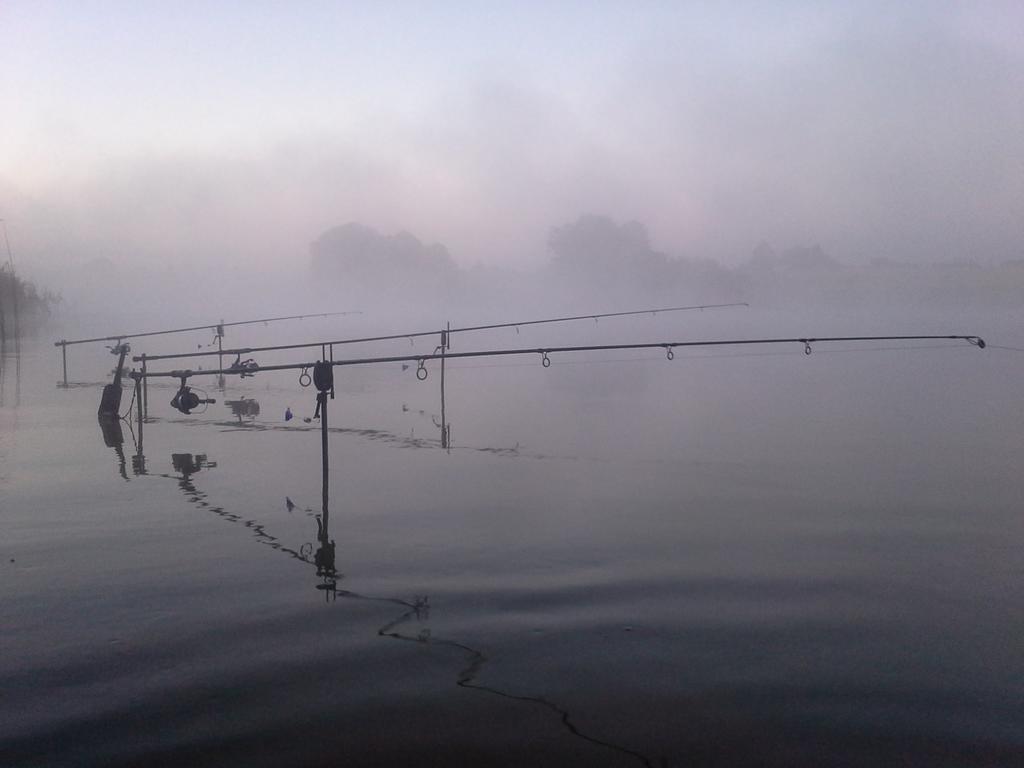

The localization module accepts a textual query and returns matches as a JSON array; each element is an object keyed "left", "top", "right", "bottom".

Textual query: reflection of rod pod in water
[
  {"left": 171, "top": 453, "right": 210, "bottom": 477},
  {"left": 146, "top": 440, "right": 657, "bottom": 767},
  {"left": 226, "top": 398, "right": 261, "bottom": 420}
]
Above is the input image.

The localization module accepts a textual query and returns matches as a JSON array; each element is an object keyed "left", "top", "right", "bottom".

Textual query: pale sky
[{"left": 1, "top": 1, "right": 1021, "bottom": 269}]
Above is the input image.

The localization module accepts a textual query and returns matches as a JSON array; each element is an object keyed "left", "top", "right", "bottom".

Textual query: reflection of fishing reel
[
  {"left": 225, "top": 397, "right": 261, "bottom": 420},
  {"left": 171, "top": 377, "right": 216, "bottom": 415},
  {"left": 229, "top": 355, "right": 259, "bottom": 378},
  {"left": 171, "top": 453, "right": 212, "bottom": 475}
]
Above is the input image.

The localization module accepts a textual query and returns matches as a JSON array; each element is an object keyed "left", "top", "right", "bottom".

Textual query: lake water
[{"left": 2, "top": 322, "right": 1022, "bottom": 767}]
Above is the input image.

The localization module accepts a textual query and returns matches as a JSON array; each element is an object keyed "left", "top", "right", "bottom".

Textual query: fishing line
[
  {"left": 119, "top": 379, "right": 137, "bottom": 420},
  {"left": 56, "top": 310, "right": 362, "bottom": 347},
  {"left": 132, "top": 302, "right": 749, "bottom": 364},
  {"left": 121, "top": 409, "right": 139, "bottom": 450},
  {"left": 987, "top": 344, "right": 1024, "bottom": 352}
]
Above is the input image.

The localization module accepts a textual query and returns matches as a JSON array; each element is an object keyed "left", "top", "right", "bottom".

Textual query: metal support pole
[
  {"left": 61, "top": 341, "right": 68, "bottom": 388},
  {"left": 320, "top": 391, "right": 329, "bottom": 515},
  {"left": 440, "top": 323, "right": 448, "bottom": 450},
  {"left": 135, "top": 373, "right": 143, "bottom": 446},
  {"left": 318, "top": 353, "right": 334, "bottom": 581}
]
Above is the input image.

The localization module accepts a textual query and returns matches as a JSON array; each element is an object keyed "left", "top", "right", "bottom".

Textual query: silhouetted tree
[
  {"left": 310, "top": 222, "right": 458, "bottom": 300},
  {"left": 0, "top": 266, "right": 58, "bottom": 340}
]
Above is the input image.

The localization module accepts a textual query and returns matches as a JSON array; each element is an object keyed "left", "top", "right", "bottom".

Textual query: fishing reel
[
  {"left": 171, "top": 376, "right": 216, "bottom": 415},
  {"left": 309, "top": 360, "right": 334, "bottom": 420}
]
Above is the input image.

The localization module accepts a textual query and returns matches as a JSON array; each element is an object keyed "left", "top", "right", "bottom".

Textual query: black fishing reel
[
  {"left": 313, "top": 360, "right": 334, "bottom": 393},
  {"left": 309, "top": 360, "right": 335, "bottom": 420},
  {"left": 171, "top": 376, "right": 216, "bottom": 415}
]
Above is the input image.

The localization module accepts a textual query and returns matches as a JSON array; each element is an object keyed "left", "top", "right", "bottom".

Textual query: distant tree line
[
  {"left": 309, "top": 215, "right": 1024, "bottom": 311},
  {"left": 0, "top": 266, "right": 60, "bottom": 345}
]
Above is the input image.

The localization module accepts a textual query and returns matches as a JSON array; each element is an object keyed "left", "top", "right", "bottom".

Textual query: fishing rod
[
  {"left": 56, "top": 310, "right": 362, "bottom": 348},
  {"left": 54, "top": 310, "right": 361, "bottom": 388},
  {"left": 122, "top": 333, "right": 983, "bottom": 454},
  {"left": 137, "top": 334, "right": 987, "bottom": 382},
  {"left": 131, "top": 303, "right": 749, "bottom": 364}
]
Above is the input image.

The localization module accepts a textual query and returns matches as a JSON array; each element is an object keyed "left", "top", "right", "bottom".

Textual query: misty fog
[{"left": 3, "top": 4, "right": 1022, "bottom": 297}]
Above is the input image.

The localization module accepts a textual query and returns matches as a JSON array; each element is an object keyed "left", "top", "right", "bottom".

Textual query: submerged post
[
  {"left": 61, "top": 341, "right": 68, "bottom": 388},
  {"left": 140, "top": 354, "right": 148, "bottom": 419}
]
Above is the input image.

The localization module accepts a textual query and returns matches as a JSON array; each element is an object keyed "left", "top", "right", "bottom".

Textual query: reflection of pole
[
  {"left": 3, "top": 224, "right": 17, "bottom": 356},
  {"left": 11, "top": 275, "right": 18, "bottom": 357},
  {"left": 114, "top": 443, "right": 128, "bottom": 480},
  {"left": 60, "top": 341, "right": 68, "bottom": 388},
  {"left": 0, "top": 279, "right": 6, "bottom": 357},
  {"left": 217, "top": 321, "right": 225, "bottom": 391}
]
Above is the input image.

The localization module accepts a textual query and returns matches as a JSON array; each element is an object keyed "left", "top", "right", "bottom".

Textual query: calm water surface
[{"left": 2, "top": 333, "right": 1022, "bottom": 766}]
